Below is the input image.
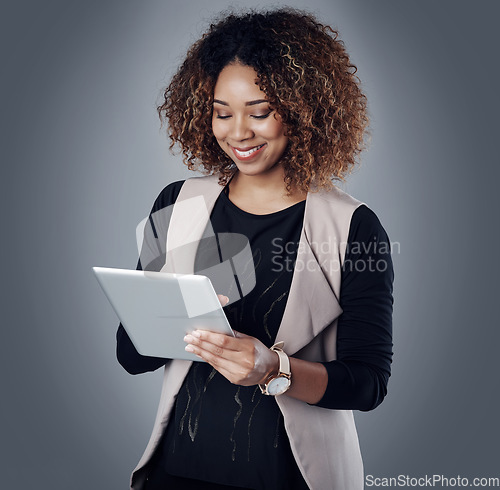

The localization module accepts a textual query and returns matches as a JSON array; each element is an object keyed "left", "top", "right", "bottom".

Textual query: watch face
[{"left": 267, "top": 376, "right": 291, "bottom": 396}]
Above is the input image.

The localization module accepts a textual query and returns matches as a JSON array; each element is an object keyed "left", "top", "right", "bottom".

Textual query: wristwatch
[{"left": 259, "top": 341, "right": 292, "bottom": 396}]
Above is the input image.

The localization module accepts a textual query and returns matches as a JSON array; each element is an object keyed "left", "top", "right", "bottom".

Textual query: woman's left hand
[{"left": 184, "top": 330, "right": 279, "bottom": 386}]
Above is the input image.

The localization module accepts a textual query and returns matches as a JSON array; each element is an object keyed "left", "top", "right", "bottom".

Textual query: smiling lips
[{"left": 230, "top": 143, "right": 266, "bottom": 161}]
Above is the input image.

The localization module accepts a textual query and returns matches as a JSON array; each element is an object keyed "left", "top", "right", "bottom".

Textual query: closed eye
[
  {"left": 214, "top": 112, "right": 272, "bottom": 120},
  {"left": 252, "top": 112, "right": 272, "bottom": 119}
]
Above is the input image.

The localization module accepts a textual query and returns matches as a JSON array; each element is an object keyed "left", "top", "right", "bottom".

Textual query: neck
[{"left": 229, "top": 166, "right": 298, "bottom": 198}]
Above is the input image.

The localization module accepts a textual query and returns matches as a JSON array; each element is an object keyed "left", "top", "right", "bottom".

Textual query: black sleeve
[
  {"left": 116, "top": 180, "right": 185, "bottom": 375},
  {"left": 313, "top": 205, "right": 394, "bottom": 411}
]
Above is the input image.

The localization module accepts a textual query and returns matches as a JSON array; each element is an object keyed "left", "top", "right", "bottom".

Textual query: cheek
[
  {"left": 267, "top": 121, "right": 288, "bottom": 153},
  {"left": 211, "top": 118, "right": 224, "bottom": 142},
  {"left": 263, "top": 118, "right": 286, "bottom": 139}
]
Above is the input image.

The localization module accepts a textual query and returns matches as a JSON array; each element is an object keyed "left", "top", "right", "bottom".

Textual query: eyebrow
[{"left": 213, "top": 99, "right": 268, "bottom": 107}]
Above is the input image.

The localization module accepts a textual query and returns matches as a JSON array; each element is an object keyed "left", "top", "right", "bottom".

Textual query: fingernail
[
  {"left": 191, "top": 330, "right": 201, "bottom": 338},
  {"left": 184, "top": 335, "right": 193, "bottom": 342},
  {"left": 185, "top": 345, "right": 194, "bottom": 352}
]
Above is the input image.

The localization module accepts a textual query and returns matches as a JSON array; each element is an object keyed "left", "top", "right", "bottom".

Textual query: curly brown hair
[{"left": 157, "top": 7, "right": 368, "bottom": 193}]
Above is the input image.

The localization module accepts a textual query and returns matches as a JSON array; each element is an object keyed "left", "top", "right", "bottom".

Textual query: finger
[
  {"left": 184, "top": 334, "right": 240, "bottom": 363},
  {"left": 184, "top": 332, "right": 257, "bottom": 375},
  {"left": 217, "top": 294, "right": 229, "bottom": 306},
  {"left": 185, "top": 341, "right": 249, "bottom": 377},
  {"left": 189, "top": 329, "right": 242, "bottom": 352}
]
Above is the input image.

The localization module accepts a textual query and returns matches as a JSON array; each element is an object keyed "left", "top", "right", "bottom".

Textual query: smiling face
[{"left": 212, "top": 63, "right": 289, "bottom": 178}]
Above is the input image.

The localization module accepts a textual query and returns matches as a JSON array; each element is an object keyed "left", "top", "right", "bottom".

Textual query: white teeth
[{"left": 233, "top": 144, "right": 264, "bottom": 158}]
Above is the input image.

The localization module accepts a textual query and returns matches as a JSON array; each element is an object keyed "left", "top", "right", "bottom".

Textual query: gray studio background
[{"left": 2, "top": 0, "right": 499, "bottom": 488}]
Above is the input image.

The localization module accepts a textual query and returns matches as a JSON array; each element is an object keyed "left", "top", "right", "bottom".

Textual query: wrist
[
  {"left": 258, "top": 349, "right": 280, "bottom": 385},
  {"left": 258, "top": 343, "right": 292, "bottom": 396}
]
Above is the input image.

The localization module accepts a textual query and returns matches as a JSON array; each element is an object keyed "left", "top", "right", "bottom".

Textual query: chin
[{"left": 232, "top": 160, "right": 283, "bottom": 178}]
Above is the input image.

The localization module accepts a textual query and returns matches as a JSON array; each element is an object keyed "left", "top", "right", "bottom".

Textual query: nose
[{"left": 229, "top": 115, "right": 254, "bottom": 141}]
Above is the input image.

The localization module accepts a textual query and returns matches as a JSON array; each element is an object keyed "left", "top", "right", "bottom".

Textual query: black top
[{"left": 116, "top": 180, "right": 394, "bottom": 488}]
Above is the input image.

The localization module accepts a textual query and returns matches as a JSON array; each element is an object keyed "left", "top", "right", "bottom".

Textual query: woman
[{"left": 117, "top": 8, "right": 394, "bottom": 490}]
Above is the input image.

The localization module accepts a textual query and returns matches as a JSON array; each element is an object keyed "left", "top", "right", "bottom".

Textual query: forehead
[{"left": 213, "top": 63, "right": 266, "bottom": 100}]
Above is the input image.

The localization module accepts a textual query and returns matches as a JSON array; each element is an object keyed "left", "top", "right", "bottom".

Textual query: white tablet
[{"left": 93, "top": 267, "right": 234, "bottom": 362}]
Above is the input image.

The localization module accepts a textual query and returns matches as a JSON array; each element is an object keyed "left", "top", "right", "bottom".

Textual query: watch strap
[
  {"left": 258, "top": 341, "right": 291, "bottom": 395},
  {"left": 274, "top": 346, "right": 290, "bottom": 375}
]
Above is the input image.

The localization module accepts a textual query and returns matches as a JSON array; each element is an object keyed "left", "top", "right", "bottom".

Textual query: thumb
[{"left": 217, "top": 294, "right": 229, "bottom": 306}]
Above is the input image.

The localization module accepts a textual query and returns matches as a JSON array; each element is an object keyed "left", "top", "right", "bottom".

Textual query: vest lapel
[
  {"left": 274, "top": 197, "right": 343, "bottom": 356},
  {"left": 160, "top": 176, "right": 222, "bottom": 274}
]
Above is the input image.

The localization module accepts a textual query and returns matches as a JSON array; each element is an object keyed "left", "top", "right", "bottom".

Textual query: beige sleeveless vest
[{"left": 131, "top": 175, "right": 365, "bottom": 490}]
